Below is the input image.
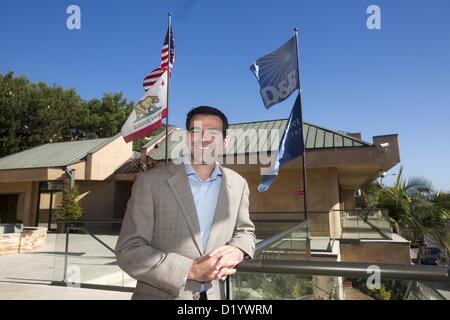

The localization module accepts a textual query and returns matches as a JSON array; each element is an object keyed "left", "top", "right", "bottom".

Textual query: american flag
[{"left": 143, "top": 26, "right": 175, "bottom": 91}]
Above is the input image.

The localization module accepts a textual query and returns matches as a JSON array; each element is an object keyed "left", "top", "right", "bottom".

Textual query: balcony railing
[
  {"left": 230, "top": 218, "right": 449, "bottom": 300},
  {"left": 338, "top": 209, "right": 392, "bottom": 240},
  {"left": 252, "top": 209, "right": 393, "bottom": 243},
  {"left": 53, "top": 218, "right": 450, "bottom": 300},
  {"left": 53, "top": 220, "right": 135, "bottom": 291}
]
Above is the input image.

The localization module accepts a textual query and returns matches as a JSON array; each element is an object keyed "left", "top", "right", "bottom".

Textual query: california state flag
[{"left": 121, "top": 70, "right": 168, "bottom": 143}]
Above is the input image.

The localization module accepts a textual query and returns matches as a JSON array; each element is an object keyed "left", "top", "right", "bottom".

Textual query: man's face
[{"left": 188, "top": 114, "right": 227, "bottom": 165}]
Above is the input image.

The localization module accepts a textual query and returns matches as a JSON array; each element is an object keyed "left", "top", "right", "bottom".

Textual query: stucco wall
[
  {"left": 86, "top": 137, "right": 133, "bottom": 181},
  {"left": 340, "top": 241, "right": 411, "bottom": 265},
  {"left": 235, "top": 167, "right": 342, "bottom": 237},
  {"left": 342, "top": 189, "right": 356, "bottom": 210},
  {"left": 0, "top": 181, "right": 39, "bottom": 226},
  {"left": 77, "top": 180, "right": 116, "bottom": 220}
]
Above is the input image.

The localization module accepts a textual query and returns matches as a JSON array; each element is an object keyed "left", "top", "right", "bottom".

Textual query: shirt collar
[{"left": 183, "top": 154, "right": 222, "bottom": 182}]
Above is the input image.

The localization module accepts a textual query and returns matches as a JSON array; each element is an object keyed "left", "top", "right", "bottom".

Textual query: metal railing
[
  {"left": 336, "top": 209, "right": 392, "bottom": 240},
  {"left": 236, "top": 259, "right": 449, "bottom": 283},
  {"left": 55, "top": 219, "right": 123, "bottom": 285},
  {"left": 255, "top": 221, "right": 309, "bottom": 252},
  {"left": 251, "top": 209, "right": 392, "bottom": 241},
  {"left": 228, "top": 216, "right": 450, "bottom": 300},
  {"left": 54, "top": 219, "right": 449, "bottom": 300}
]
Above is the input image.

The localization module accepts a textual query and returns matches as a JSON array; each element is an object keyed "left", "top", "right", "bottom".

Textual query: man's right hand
[{"left": 187, "top": 253, "right": 237, "bottom": 282}]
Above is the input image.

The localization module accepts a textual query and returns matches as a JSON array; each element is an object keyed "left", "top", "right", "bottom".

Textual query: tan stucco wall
[
  {"left": 239, "top": 168, "right": 303, "bottom": 215},
  {"left": 340, "top": 241, "right": 411, "bottom": 265},
  {"left": 76, "top": 180, "right": 116, "bottom": 220},
  {"left": 309, "top": 168, "right": 342, "bottom": 238},
  {"left": 342, "top": 189, "right": 356, "bottom": 211},
  {"left": 86, "top": 137, "right": 133, "bottom": 181},
  {"left": 0, "top": 181, "right": 39, "bottom": 226},
  {"left": 67, "top": 162, "right": 86, "bottom": 180},
  {"left": 0, "top": 168, "right": 65, "bottom": 183},
  {"left": 232, "top": 166, "right": 342, "bottom": 237}
]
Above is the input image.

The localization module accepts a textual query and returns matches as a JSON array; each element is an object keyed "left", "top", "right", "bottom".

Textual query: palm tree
[{"left": 363, "top": 167, "right": 450, "bottom": 264}]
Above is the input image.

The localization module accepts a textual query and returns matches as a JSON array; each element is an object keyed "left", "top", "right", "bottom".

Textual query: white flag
[{"left": 121, "top": 70, "right": 168, "bottom": 143}]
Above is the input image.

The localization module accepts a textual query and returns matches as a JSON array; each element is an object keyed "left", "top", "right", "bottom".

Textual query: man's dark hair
[{"left": 186, "top": 106, "right": 229, "bottom": 137}]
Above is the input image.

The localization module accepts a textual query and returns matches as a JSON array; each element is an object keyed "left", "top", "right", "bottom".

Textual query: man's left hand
[{"left": 207, "top": 245, "right": 245, "bottom": 280}]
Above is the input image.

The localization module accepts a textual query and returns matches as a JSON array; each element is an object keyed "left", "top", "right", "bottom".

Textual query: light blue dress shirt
[{"left": 183, "top": 157, "right": 222, "bottom": 253}]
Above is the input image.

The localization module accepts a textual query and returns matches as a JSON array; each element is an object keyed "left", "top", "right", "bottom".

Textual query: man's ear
[{"left": 223, "top": 136, "right": 228, "bottom": 150}]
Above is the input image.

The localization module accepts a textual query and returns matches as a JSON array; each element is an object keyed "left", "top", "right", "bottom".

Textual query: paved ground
[
  {"left": 0, "top": 282, "right": 132, "bottom": 300},
  {"left": 0, "top": 234, "right": 132, "bottom": 300},
  {"left": 1, "top": 229, "right": 446, "bottom": 300}
]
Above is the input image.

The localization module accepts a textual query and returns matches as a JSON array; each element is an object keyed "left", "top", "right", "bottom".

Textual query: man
[{"left": 115, "top": 106, "right": 256, "bottom": 300}]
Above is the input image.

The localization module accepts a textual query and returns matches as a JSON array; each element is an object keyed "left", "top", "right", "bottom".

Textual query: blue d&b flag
[
  {"left": 250, "top": 36, "right": 299, "bottom": 109},
  {"left": 258, "top": 94, "right": 305, "bottom": 192}
]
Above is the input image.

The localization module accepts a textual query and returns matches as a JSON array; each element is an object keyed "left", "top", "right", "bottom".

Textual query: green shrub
[{"left": 57, "top": 185, "right": 83, "bottom": 220}]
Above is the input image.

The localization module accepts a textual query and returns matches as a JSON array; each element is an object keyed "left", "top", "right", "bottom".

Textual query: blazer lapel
[
  {"left": 205, "top": 166, "right": 233, "bottom": 254},
  {"left": 167, "top": 162, "right": 203, "bottom": 255}
]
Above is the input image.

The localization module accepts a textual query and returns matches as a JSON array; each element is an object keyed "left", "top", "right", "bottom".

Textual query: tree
[
  {"left": 1, "top": 72, "right": 135, "bottom": 157},
  {"left": 82, "top": 93, "right": 134, "bottom": 139},
  {"left": 57, "top": 185, "right": 84, "bottom": 220},
  {"left": 363, "top": 167, "right": 450, "bottom": 264}
]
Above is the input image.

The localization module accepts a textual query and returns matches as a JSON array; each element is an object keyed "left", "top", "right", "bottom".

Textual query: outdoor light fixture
[{"left": 378, "top": 171, "right": 397, "bottom": 186}]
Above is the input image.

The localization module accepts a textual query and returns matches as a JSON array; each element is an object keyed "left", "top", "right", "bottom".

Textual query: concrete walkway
[
  {"left": 0, "top": 282, "right": 132, "bottom": 300},
  {"left": 0, "top": 234, "right": 132, "bottom": 300}
]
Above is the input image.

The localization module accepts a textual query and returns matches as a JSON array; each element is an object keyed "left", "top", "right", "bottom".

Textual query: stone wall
[{"left": 0, "top": 227, "right": 47, "bottom": 256}]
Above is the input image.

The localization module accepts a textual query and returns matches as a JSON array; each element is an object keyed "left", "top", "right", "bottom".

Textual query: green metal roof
[
  {"left": 148, "top": 119, "right": 373, "bottom": 161},
  {"left": 115, "top": 158, "right": 141, "bottom": 174},
  {"left": 0, "top": 134, "right": 120, "bottom": 170}
]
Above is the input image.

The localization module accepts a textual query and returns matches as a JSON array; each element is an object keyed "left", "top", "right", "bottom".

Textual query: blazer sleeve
[
  {"left": 115, "top": 173, "right": 194, "bottom": 297},
  {"left": 227, "top": 180, "right": 256, "bottom": 259}
]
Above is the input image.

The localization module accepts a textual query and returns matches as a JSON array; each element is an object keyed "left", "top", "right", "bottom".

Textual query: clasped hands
[{"left": 187, "top": 245, "right": 244, "bottom": 282}]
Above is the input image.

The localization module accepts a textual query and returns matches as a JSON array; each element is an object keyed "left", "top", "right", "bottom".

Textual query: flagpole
[
  {"left": 294, "top": 28, "right": 309, "bottom": 222},
  {"left": 165, "top": 12, "right": 172, "bottom": 165}
]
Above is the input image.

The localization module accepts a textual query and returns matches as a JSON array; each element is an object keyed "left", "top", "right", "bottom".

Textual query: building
[
  {"left": 0, "top": 119, "right": 409, "bottom": 265},
  {"left": 0, "top": 134, "right": 133, "bottom": 228}
]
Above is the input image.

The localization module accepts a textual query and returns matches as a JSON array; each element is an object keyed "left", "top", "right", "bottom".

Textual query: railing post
[
  {"left": 63, "top": 225, "right": 70, "bottom": 282},
  {"left": 356, "top": 211, "right": 360, "bottom": 239}
]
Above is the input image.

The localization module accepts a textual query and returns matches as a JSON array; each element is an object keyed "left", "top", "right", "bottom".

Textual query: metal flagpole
[
  {"left": 165, "top": 13, "right": 172, "bottom": 165},
  {"left": 294, "top": 28, "right": 309, "bottom": 222}
]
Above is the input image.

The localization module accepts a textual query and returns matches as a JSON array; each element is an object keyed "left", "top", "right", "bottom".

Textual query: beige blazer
[{"left": 115, "top": 160, "right": 256, "bottom": 300}]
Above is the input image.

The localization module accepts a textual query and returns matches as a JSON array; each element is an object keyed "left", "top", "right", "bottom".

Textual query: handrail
[
  {"left": 255, "top": 221, "right": 308, "bottom": 252},
  {"left": 68, "top": 226, "right": 115, "bottom": 253},
  {"left": 226, "top": 221, "right": 309, "bottom": 299},
  {"left": 332, "top": 209, "right": 388, "bottom": 212},
  {"left": 226, "top": 214, "right": 448, "bottom": 300},
  {"left": 236, "top": 259, "right": 450, "bottom": 283},
  {"left": 251, "top": 210, "right": 388, "bottom": 213},
  {"left": 62, "top": 224, "right": 116, "bottom": 282},
  {"left": 57, "top": 219, "right": 123, "bottom": 224}
]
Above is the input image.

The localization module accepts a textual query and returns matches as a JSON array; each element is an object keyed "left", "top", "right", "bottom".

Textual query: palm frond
[{"left": 405, "top": 176, "right": 433, "bottom": 195}]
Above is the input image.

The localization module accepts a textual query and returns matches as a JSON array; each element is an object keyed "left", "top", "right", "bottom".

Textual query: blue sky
[{"left": 1, "top": 0, "right": 449, "bottom": 191}]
